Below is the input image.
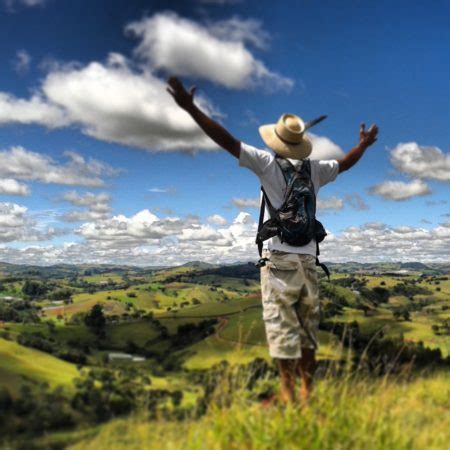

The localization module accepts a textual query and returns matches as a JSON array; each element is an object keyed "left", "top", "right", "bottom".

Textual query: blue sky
[{"left": 0, "top": 0, "right": 448, "bottom": 265}]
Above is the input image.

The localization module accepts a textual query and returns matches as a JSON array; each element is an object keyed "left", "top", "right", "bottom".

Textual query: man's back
[{"left": 239, "top": 141, "right": 339, "bottom": 255}]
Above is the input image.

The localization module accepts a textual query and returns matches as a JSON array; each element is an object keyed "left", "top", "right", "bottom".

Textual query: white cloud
[
  {"left": 0, "top": 178, "right": 29, "bottom": 196},
  {"left": 344, "top": 193, "right": 369, "bottom": 211},
  {"left": 73, "top": 209, "right": 255, "bottom": 263},
  {"left": 309, "top": 133, "right": 345, "bottom": 160},
  {"left": 41, "top": 57, "right": 218, "bottom": 152},
  {"left": 369, "top": 179, "right": 431, "bottom": 201},
  {"left": 390, "top": 142, "right": 450, "bottom": 182},
  {"left": 148, "top": 187, "right": 177, "bottom": 194},
  {"left": 206, "top": 17, "right": 269, "bottom": 50},
  {"left": 0, "top": 146, "right": 118, "bottom": 187},
  {"left": 0, "top": 93, "right": 68, "bottom": 127},
  {"left": 231, "top": 197, "right": 260, "bottom": 208},
  {"left": 0, "top": 13, "right": 293, "bottom": 152},
  {"left": 60, "top": 191, "right": 111, "bottom": 222},
  {"left": 0, "top": 204, "right": 448, "bottom": 264},
  {"left": 1, "top": 216, "right": 448, "bottom": 265},
  {"left": 321, "top": 222, "right": 450, "bottom": 263},
  {"left": 13, "top": 49, "right": 31, "bottom": 74},
  {"left": 207, "top": 214, "right": 227, "bottom": 225},
  {"left": 0, "top": 202, "right": 56, "bottom": 243},
  {"left": 126, "top": 13, "right": 293, "bottom": 90},
  {"left": 317, "top": 196, "right": 344, "bottom": 210},
  {"left": 62, "top": 191, "right": 110, "bottom": 211}
]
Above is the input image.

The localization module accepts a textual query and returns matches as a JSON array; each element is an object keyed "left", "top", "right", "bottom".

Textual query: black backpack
[{"left": 255, "top": 156, "right": 330, "bottom": 278}]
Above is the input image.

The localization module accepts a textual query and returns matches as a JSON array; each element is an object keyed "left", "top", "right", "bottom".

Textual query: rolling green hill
[{"left": 0, "top": 337, "right": 79, "bottom": 394}]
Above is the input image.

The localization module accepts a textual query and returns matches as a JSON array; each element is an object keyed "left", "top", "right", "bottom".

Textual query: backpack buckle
[{"left": 255, "top": 257, "right": 269, "bottom": 268}]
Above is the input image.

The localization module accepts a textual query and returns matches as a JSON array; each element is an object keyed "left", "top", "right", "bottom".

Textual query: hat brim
[{"left": 259, "top": 124, "right": 312, "bottom": 160}]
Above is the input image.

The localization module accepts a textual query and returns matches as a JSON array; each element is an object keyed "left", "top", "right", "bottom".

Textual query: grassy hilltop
[
  {"left": 0, "top": 260, "right": 449, "bottom": 449},
  {"left": 71, "top": 372, "right": 450, "bottom": 450}
]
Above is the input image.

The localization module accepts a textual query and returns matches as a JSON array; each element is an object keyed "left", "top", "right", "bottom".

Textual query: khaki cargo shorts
[{"left": 260, "top": 249, "right": 320, "bottom": 359}]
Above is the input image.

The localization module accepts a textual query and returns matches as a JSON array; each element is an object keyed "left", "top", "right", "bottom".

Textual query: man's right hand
[
  {"left": 165, "top": 76, "right": 241, "bottom": 159},
  {"left": 166, "top": 76, "right": 197, "bottom": 111}
]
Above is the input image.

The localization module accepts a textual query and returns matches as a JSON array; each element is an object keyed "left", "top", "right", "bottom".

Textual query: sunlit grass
[
  {"left": 0, "top": 337, "right": 79, "bottom": 395},
  {"left": 71, "top": 369, "right": 450, "bottom": 450}
]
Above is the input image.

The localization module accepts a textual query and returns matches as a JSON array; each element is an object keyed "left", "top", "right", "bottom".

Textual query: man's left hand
[{"left": 359, "top": 123, "right": 379, "bottom": 148}]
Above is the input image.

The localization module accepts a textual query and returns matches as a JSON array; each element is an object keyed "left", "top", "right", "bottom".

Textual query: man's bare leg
[
  {"left": 296, "top": 347, "right": 317, "bottom": 403},
  {"left": 277, "top": 358, "right": 300, "bottom": 404}
]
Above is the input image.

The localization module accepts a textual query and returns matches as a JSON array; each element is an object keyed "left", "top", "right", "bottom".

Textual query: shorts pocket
[
  {"left": 262, "top": 302, "right": 280, "bottom": 321},
  {"left": 267, "top": 252, "right": 299, "bottom": 271}
]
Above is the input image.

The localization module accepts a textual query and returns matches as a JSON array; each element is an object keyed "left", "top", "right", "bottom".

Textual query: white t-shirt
[{"left": 239, "top": 142, "right": 339, "bottom": 256}]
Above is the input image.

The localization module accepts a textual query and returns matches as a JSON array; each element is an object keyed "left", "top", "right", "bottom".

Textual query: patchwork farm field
[{"left": 1, "top": 261, "right": 449, "bottom": 449}]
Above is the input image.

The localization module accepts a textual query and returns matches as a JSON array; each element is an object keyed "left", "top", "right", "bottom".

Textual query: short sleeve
[
  {"left": 312, "top": 160, "right": 339, "bottom": 187},
  {"left": 239, "top": 142, "right": 274, "bottom": 177}
]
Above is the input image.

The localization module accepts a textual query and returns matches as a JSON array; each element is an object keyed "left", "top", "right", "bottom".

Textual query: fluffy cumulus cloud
[
  {"left": 369, "top": 179, "right": 431, "bottom": 201},
  {"left": 60, "top": 191, "right": 111, "bottom": 222},
  {"left": 73, "top": 209, "right": 255, "bottom": 261},
  {"left": 369, "top": 142, "right": 450, "bottom": 202},
  {"left": 0, "top": 146, "right": 118, "bottom": 187},
  {"left": 0, "top": 12, "right": 295, "bottom": 152},
  {"left": 308, "top": 133, "right": 345, "bottom": 160},
  {"left": 317, "top": 196, "right": 344, "bottom": 210},
  {"left": 40, "top": 56, "right": 218, "bottom": 151},
  {"left": 390, "top": 142, "right": 450, "bottom": 182},
  {"left": 0, "top": 93, "right": 68, "bottom": 127},
  {"left": 0, "top": 202, "right": 57, "bottom": 243},
  {"left": 321, "top": 222, "right": 450, "bottom": 263},
  {"left": 0, "top": 178, "right": 29, "bottom": 196},
  {"left": 1, "top": 211, "right": 449, "bottom": 264},
  {"left": 231, "top": 197, "right": 260, "bottom": 209},
  {"left": 207, "top": 214, "right": 227, "bottom": 225},
  {"left": 126, "top": 13, "right": 292, "bottom": 90}
]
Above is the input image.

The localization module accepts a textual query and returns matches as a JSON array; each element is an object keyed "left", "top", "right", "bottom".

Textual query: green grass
[
  {"left": 70, "top": 370, "right": 450, "bottom": 450},
  {"left": 0, "top": 337, "right": 79, "bottom": 395},
  {"left": 105, "top": 321, "right": 161, "bottom": 348}
]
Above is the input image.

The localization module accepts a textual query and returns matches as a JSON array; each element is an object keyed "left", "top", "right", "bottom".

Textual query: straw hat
[{"left": 259, "top": 113, "right": 319, "bottom": 160}]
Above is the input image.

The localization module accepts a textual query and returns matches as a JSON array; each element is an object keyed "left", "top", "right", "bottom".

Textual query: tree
[
  {"left": 22, "top": 280, "right": 47, "bottom": 298},
  {"left": 402, "top": 310, "right": 411, "bottom": 321},
  {"left": 84, "top": 304, "right": 106, "bottom": 339}
]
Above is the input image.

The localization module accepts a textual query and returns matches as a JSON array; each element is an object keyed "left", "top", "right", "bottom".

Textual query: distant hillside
[
  {"left": 178, "top": 261, "right": 219, "bottom": 270},
  {"left": 0, "top": 259, "right": 449, "bottom": 277}
]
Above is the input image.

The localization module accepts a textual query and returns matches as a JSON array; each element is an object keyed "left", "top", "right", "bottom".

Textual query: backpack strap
[
  {"left": 256, "top": 188, "right": 266, "bottom": 258},
  {"left": 256, "top": 186, "right": 277, "bottom": 259},
  {"left": 275, "top": 156, "right": 298, "bottom": 187},
  {"left": 315, "top": 240, "right": 330, "bottom": 280}
]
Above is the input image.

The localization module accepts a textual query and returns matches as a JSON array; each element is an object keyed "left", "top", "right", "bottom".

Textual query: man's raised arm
[
  {"left": 338, "top": 123, "right": 379, "bottom": 173},
  {"left": 167, "top": 77, "right": 241, "bottom": 159}
]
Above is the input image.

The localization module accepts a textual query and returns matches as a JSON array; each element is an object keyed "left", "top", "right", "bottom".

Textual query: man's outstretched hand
[
  {"left": 167, "top": 76, "right": 196, "bottom": 111},
  {"left": 359, "top": 123, "right": 379, "bottom": 148}
]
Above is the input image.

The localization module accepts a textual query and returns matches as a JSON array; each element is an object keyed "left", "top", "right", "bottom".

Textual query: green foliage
[
  {"left": 48, "top": 287, "right": 73, "bottom": 300},
  {"left": 392, "top": 282, "right": 432, "bottom": 297},
  {"left": 84, "top": 304, "right": 106, "bottom": 339},
  {"left": 21, "top": 279, "right": 48, "bottom": 298},
  {"left": 0, "top": 300, "right": 40, "bottom": 323},
  {"left": 72, "top": 368, "right": 148, "bottom": 423},
  {"left": 18, "top": 331, "right": 88, "bottom": 364}
]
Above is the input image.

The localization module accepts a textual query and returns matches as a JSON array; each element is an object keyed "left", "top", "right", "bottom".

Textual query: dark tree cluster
[
  {"left": 0, "top": 301, "right": 40, "bottom": 323},
  {"left": 18, "top": 331, "right": 88, "bottom": 364}
]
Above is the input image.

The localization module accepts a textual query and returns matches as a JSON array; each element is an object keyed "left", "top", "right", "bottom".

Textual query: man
[{"left": 167, "top": 76, "right": 378, "bottom": 404}]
